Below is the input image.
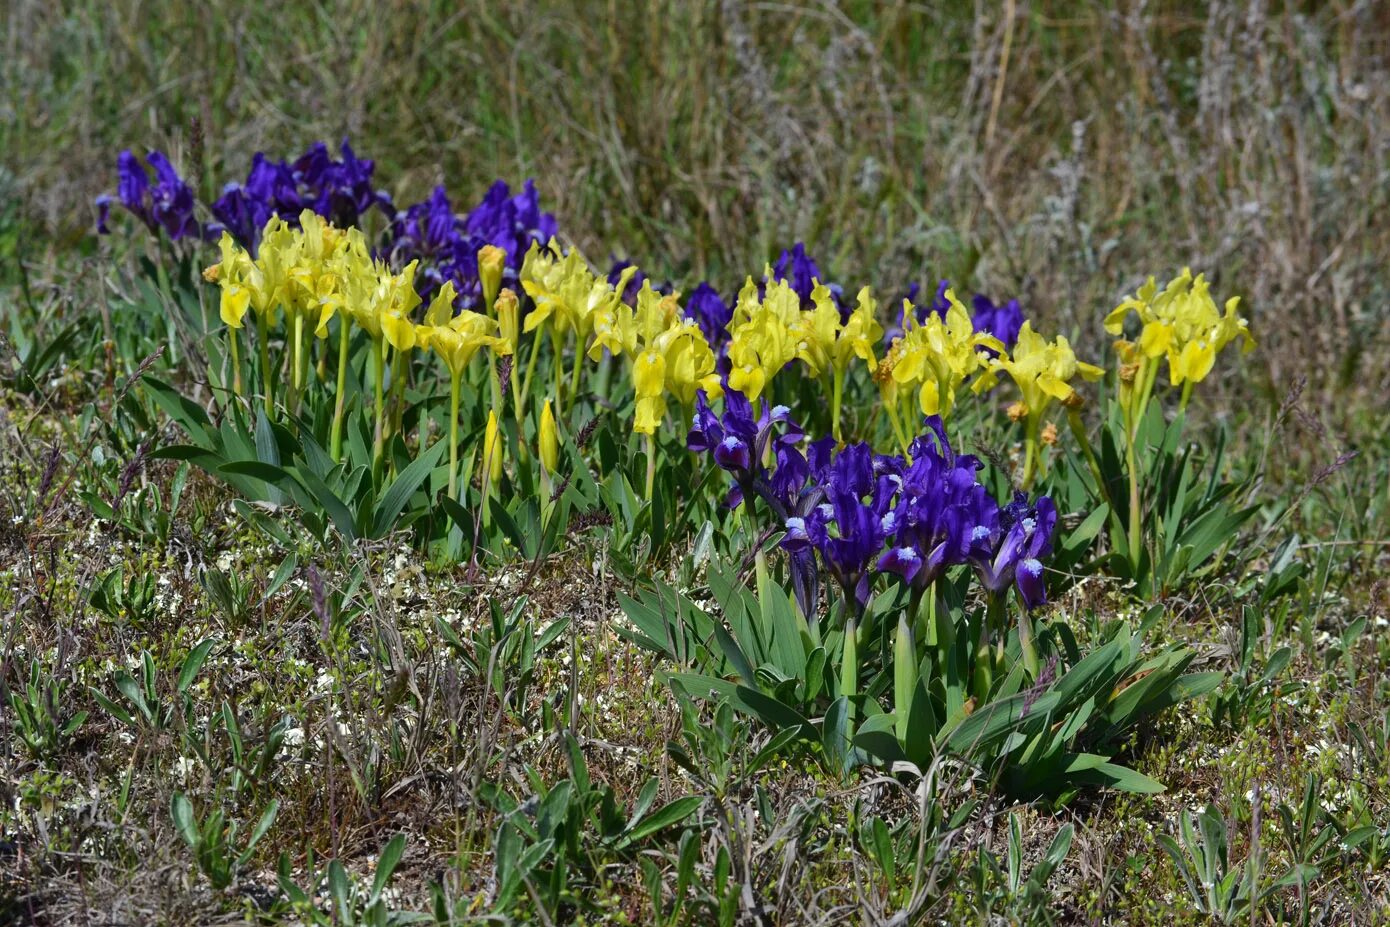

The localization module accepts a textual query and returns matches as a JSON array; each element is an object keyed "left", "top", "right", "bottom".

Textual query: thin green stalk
[
  {"left": 372, "top": 340, "right": 386, "bottom": 468},
  {"left": 1021, "top": 411, "right": 1040, "bottom": 489},
  {"left": 227, "top": 327, "right": 242, "bottom": 403},
  {"left": 257, "top": 311, "right": 273, "bottom": 416},
  {"left": 831, "top": 367, "right": 845, "bottom": 442},
  {"left": 568, "top": 335, "right": 584, "bottom": 405},
  {"left": 884, "top": 395, "right": 911, "bottom": 456},
  {"left": 390, "top": 348, "right": 407, "bottom": 439},
  {"left": 1016, "top": 600, "right": 1039, "bottom": 679},
  {"left": 289, "top": 311, "right": 304, "bottom": 414},
  {"left": 644, "top": 433, "right": 657, "bottom": 500},
  {"left": 447, "top": 371, "right": 461, "bottom": 499},
  {"left": 552, "top": 329, "right": 566, "bottom": 419},
  {"left": 330, "top": 318, "right": 351, "bottom": 462},
  {"left": 519, "top": 333, "right": 542, "bottom": 425}
]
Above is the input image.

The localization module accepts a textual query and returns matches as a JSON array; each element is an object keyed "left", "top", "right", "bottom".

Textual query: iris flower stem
[
  {"left": 486, "top": 349, "right": 502, "bottom": 415},
  {"left": 568, "top": 335, "right": 584, "bottom": 407},
  {"left": 447, "top": 371, "right": 461, "bottom": 500},
  {"left": 290, "top": 312, "right": 304, "bottom": 415},
  {"left": 1124, "top": 358, "right": 1152, "bottom": 572},
  {"left": 644, "top": 433, "right": 657, "bottom": 501},
  {"left": 551, "top": 329, "right": 565, "bottom": 420},
  {"left": 884, "top": 396, "right": 911, "bottom": 457},
  {"left": 257, "top": 311, "right": 273, "bottom": 417},
  {"left": 227, "top": 327, "right": 242, "bottom": 403},
  {"left": 1125, "top": 419, "right": 1143, "bottom": 572},
  {"left": 519, "top": 333, "right": 542, "bottom": 425},
  {"left": 831, "top": 368, "right": 845, "bottom": 443},
  {"left": 372, "top": 340, "right": 386, "bottom": 469},
  {"left": 1021, "top": 412, "right": 1040, "bottom": 490},
  {"left": 390, "top": 348, "right": 407, "bottom": 441},
  {"left": 330, "top": 319, "right": 351, "bottom": 462},
  {"left": 1016, "top": 599, "right": 1039, "bottom": 679}
]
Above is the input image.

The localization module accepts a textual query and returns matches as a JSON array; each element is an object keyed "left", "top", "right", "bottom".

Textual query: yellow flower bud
[
  {"left": 539, "top": 400, "right": 560, "bottom": 474},
  {"left": 482, "top": 410, "right": 504, "bottom": 486},
  {"left": 495, "top": 287, "right": 520, "bottom": 352},
  {"left": 479, "top": 245, "right": 506, "bottom": 313}
]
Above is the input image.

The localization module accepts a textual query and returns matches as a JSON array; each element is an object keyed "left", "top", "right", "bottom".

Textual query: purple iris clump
[
  {"left": 292, "top": 139, "right": 392, "bottom": 230},
  {"left": 685, "top": 282, "right": 732, "bottom": 348},
  {"left": 691, "top": 403, "right": 1056, "bottom": 622},
  {"left": 97, "top": 150, "right": 200, "bottom": 241},
  {"left": 971, "top": 294, "right": 1026, "bottom": 348},
  {"left": 687, "top": 389, "right": 805, "bottom": 511},
  {"left": 207, "top": 140, "right": 392, "bottom": 252},
  {"left": 387, "top": 178, "right": 558, "bottom": 309},
  {"left": 968, "top": 491, "right": 1056, "bottom": 610},
  {"left": 771, "top": 242, "right": 823, "bottom": 307},
  {"left": 209, "top": 153, "right": 302, "bottom": 252},
  {"left": 387, "top": 185, "right": 480, "bottom": 305},
  {"left": 767, "top": 242, "right": 848, "bottom": 319},
  {"left": 783, "top": 442, "right": 903, "bottom": 605},
  {"left": 874, "top": 418, "right": 995, "bottom": 592},
  {"left": 464, "top": 179, "right": 558, "bottom": 269}
]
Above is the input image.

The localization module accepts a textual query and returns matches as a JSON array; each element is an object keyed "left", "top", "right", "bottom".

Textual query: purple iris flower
[
  {"left": 875, "top": 418, "right": 996, "bottom": 591},
  {"left": 464, "top": 179, "right": 558, "bottom": 268},
  {"left": 388, "top": 178, "right": 558, "bottom": 309},
  {"left": 771, "top": 242, "right": 823, "bottom": 308},
  {"left": 687, "top": 389, "right": 807, "bottom": 511},
  {"left": 971, "top": 294, "right": 1026, "bottom": 348},
  {"left": 97, "top": 150, "right": 200, "bottom": 240},
  {"left": 209, "top": 153, "right": 303, "bottom": 252},
  {"left": 765, "top": 242, "right": 849, "bottom": 319},
  {"left": 969, "top": 491, "right": 1056, "bottom": 609},
  {"left": 686, "top": 282, "right": 733, "bottom": 349},
  {"left": 292, "top": 139, "right": 393, "bottom": 229}
]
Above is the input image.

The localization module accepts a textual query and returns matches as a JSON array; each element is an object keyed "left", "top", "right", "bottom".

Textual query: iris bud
[
  {"left": 479, "top": 245, "right": 506, "bottom": 313},
  {"left": 539, "top": 400, "right": 560, "bottom": 474}
]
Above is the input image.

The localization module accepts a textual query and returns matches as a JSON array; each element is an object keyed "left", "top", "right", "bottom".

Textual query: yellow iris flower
[
  {"left": 974, "top": 321, "right": 1104, "bottom": 418},
  {"left": 883, "top": 288, "right": 1002, "bottom": 419},
  {"left": 419, "top": 282, "right": 511, "bottom": 379},
  {"left": 1104, "top": 268, "right": 1254, "bottom": 387},
  {"left": 725, "top": 275, "right": 815, "bottom": 401}
]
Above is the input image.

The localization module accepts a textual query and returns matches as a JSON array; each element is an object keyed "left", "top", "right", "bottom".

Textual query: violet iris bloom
[
  {"left": 968, "top": 491, "right": 1056, "bottom": 609},
  {"left": 464, "top": 179, "right": 558, "bottom": 268},
  {"left": 687, "top": 389, "right": 804, "bottom": 510},
  {"left": 685, "top": 282, "right": 733, "bottom": 349},
  {"left": 786, "top": 443, "right": 902, "bottom": 605},
  {"left": 388, "top": 178, "right": 558, "bottom": 309},
  {"left": 292, "top": 139, "right": 392, "bottom": 229},
  {"left": 767, "top": 242, "right": 848, "bottom": 319},
  {"left": 971, "top": 294, "right": 1026, "bottom": 348},
  {"left": 210, "top": 153, "right": 303, "bottom": 252},
  {"left": 97, "top": 150, "right": 200, "bottom": 240},
  {"left": 876, "top": 418, "right": 996, "bottom": 592}
]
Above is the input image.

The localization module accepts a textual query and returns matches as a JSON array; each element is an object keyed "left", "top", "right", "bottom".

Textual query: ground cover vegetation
[{"left": 2, "top": 1, "right": 1388, "bottom": 923}]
